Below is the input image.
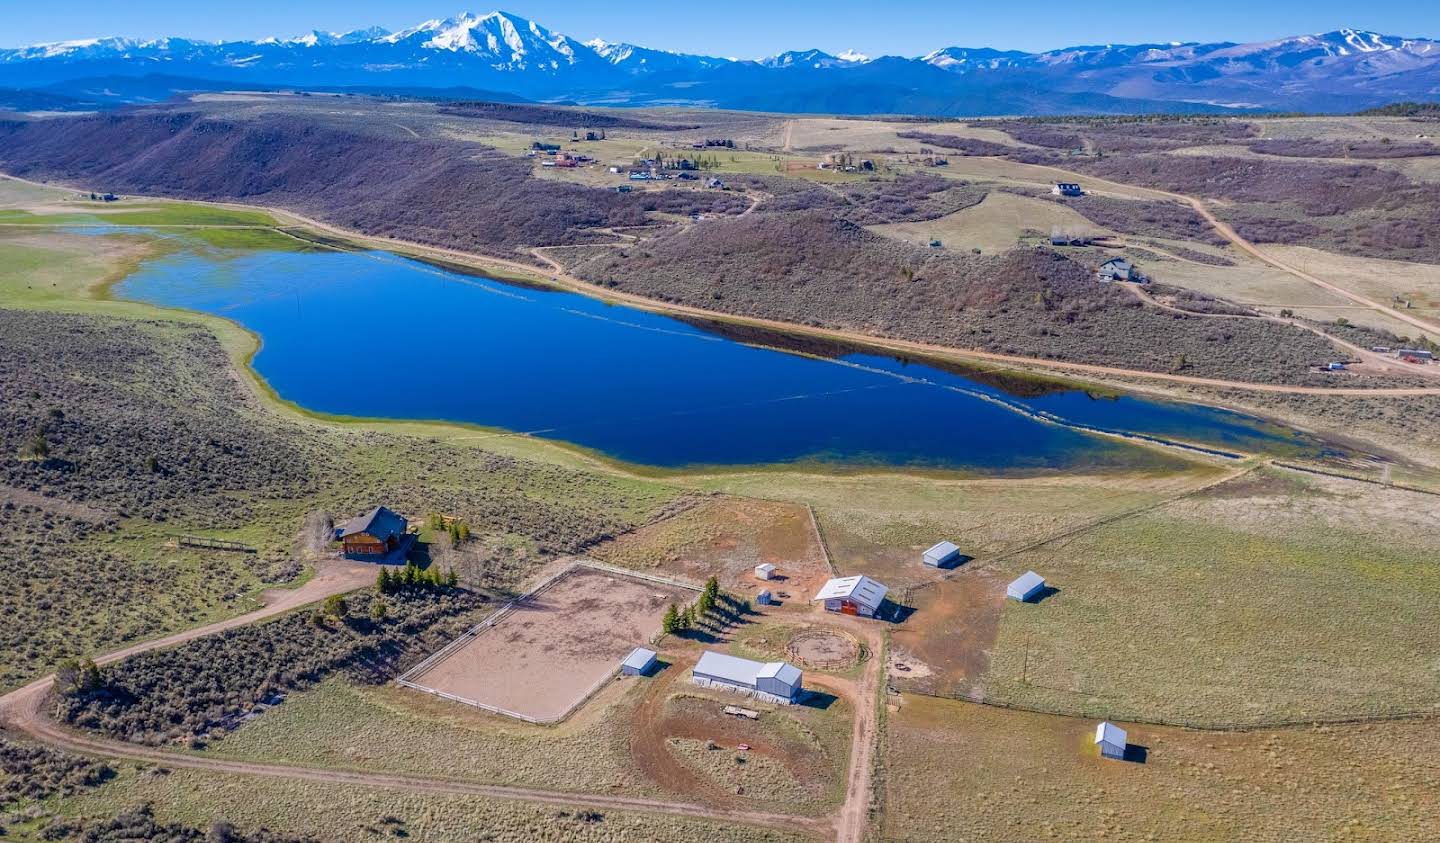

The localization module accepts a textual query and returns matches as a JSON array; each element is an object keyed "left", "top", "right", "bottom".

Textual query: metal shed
[
  {"left": 691, "top": 650, "right": 802, "bottom": 704},
  {"left": 923, "top": 540, "right": 961, "bottom": 568},
  {"left": 621, "top": 647, "right": 657, "bottom": 677},
  {"left": 755, "top": 563, "right": 777, "bottom": 580},
  {"left": 756, "top": 589, "right": 774, "bottom": 606},
  {"left": 1006, "top": 571, "right": 1046, "bottom": 602},
  {"left": 1095, "top": 721, "right": 1128, "bottom": 760}
]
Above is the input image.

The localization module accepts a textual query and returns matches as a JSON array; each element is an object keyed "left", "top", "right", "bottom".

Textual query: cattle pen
[{"left": 397, "top": 560, "right": 697, "bottom": 723}]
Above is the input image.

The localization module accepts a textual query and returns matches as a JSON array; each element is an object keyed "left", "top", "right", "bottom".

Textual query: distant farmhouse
[
  {"left": 691, "top": 650, "right": 803, "bottom": 704},
  {"left": 338, "top": 506, "right": 407, "bottom": 558},
  {"left": 1097, "top": 257, "right": 1146, "bottom": 283},
  {"left": 813, "top": 575, "right": 889, "bottom": 618}
]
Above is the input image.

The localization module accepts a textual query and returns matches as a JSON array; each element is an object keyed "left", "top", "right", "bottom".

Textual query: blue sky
[{"left": 5, "top": 1, "right": 1438, "bottom": 55}]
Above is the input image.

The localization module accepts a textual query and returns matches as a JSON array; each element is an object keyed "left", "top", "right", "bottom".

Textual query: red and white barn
[{"left": 812, "top": 575, "right": 889, "bottom": 618}]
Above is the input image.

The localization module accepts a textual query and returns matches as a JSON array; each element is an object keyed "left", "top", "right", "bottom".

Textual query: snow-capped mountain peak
[{"left": 836, "top": 49, "right": 869, "bottom": 63}]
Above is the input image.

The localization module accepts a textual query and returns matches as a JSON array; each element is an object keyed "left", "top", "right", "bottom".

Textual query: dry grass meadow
[{"left": 880, "top": 693, "right": 1440, "bottom": 843}]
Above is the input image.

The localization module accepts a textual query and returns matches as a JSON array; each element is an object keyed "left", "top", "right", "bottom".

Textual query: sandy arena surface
[{"left": 407, "top": 566, "right": 691, "bottom": 721}]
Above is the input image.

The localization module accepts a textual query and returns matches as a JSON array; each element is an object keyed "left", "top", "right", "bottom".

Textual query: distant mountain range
[{"left": 3, "top": 11, "right": 1438, "bottom": 115}]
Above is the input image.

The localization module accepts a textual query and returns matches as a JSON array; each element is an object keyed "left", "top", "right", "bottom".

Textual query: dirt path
[
  {"left": 0, "top": 558, "right": 819, "bottom": 837},
  {"left": 782, "top": 120, "right": 796, "bottom": 153},
  {"left": 822, "top": 619, "right": 884, "bottom": 843},
  {"left": 1012, "top": 160, "right": 1440, "bottom": 339}
]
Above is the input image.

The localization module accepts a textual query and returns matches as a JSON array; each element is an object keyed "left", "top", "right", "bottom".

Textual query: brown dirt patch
[
  {"left": 592, "top": 497, "right": 831, "bottom": 610},
  {"left": 888, "top": 566, "right": 1008, "bottom": 699},
  {"left": 403, "top": 566, "right": 691, "bottom": 722},
  {"left": 787, "top": 629, "right": 860, "bottom": 670}
]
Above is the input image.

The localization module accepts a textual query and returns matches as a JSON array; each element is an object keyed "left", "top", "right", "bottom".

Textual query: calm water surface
[{"left": 116, "top": 247, "right": 1322, "bottom": 471}]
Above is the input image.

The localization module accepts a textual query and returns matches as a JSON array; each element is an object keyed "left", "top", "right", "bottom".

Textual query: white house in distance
[
  {"left": 1095, "top": 721, "right": 1128, "bottom": 760},
  {"left": 923, "top": 540, "right": 961, "bottom": 568},
  {"left": 621, "top": 647, "right": 657, "bottom": 677},
  {"left": 813, "top": 575, "right": 889, "bottom": 618},
  {"left": 755, "top": 563, "right": 777, "bottom": 581},
  {"left": 1006, "top": 571, "right": 1046, "bottom": 602},
  {"left": 691, "top": 650, "right": 802, "bottom": 704},
  {"left": 1052, "top": 182, "right": 1084, "bottom": 197}
]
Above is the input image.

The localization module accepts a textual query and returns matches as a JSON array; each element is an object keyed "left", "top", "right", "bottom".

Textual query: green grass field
[{"left": 978, "top": 467, "right": 1440, "bottom": 727}]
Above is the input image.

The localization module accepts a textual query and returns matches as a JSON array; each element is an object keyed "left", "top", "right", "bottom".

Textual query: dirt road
[
  {"left": 1014, "top": 160, "right": 1440, "bottom": 339},
  {"left": 0, "top": 557, "right": 819, "bottom": 837},
  {"left": 817, "top": 619, "right": 884, "bottom": 843}
]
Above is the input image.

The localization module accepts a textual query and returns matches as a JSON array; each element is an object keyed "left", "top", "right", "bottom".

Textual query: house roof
[
  {"left": 1008, "top": 571, "right": 1046, "bottom": 595},
  {"left": 694, "top": 650, "right": 801, "bottom": 689},
  {"left": 340, "top": 506, "right": 407, "bottom": 540},
  {"left": 622, "top": 647, "right": 657, "bottom": 671},
  {"left": 812, "top": 575, "right": 890, "bottom": 609},
  {"left": 924, "top": 540, "right": 960, "bottom": 560},
  {"left": 1095, "top": 721, "right": 1128, "bottom": 747}
]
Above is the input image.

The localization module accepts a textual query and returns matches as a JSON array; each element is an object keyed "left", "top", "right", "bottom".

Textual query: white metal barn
[
  {"left": 923, "top": 540, "right": 961, "bottom": 568},
  {"left": 621, "top": 647, "right": 657, "bottom": 677},
  {"left": 1006, "top": 571, "right": 1046, "bottom": 602},
  {"left": 812, "top": 575, "right": 890, "bottom": 618},
  {"left": 755, "top": 563, "right": 777, "bottom": 580},
  {"left": 691, "top": 650, "right": 802, "bottom": 704},
  {"left": 1095, "top": 721, "right": 1128, "bottom": 760}
]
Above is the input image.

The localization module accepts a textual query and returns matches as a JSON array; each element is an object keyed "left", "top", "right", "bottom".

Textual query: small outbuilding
[
  {"left": 813, "top": 575, "right": 890, "bottom": 619},
  {"left": 756, "top": 589, "right": 774, "bottom": 606},
  {"left": 692, "top": 650, "right": 802, "bottom": 704},
  {"left": 1052, "top": 182, "right": 1084, "bottom": 197},
  {"left": 1095, "top": 721, "right": 1128, "bottom": 760},
  {"left": 755, "top": 563, "right": 777, "bottom": 580},
  {"left": 621, "top": 647, "right": 658, "bottom": 677},
  {"left": 1006, "top": 571, "right": 1046, "bottom": 602},
  {"left": 923, "top": 540, "right": 961, "bottom": 568}
]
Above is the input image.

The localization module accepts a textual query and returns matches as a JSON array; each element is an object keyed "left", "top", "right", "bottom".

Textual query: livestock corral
[{"left": 398, "top": 562, "right": 695, "bottom": 722}]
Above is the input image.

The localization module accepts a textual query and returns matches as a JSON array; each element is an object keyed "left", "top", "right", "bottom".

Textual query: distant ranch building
[
  {"left": 1097, "top": 257, "right": 1143, "bottom": 283},
  {"left": 691, "top": 651, "right": 802, "bottom": 704},
  {"left": 1006, "top": 571, "right": 1046, "bottom": 602},
  {"left": 1095, "top": 721, "right": 1128, "bottom": 760},
  {"left": 923, "top": 540, "right": 961, "bottom": 568},
  {"left": 339, "top": 506, "right": 407, "bottom": 558},
  {"left": 813, "top": 575, "right": 889, "bottom": 618},
  {"left": 1052, "top": 182, "right": 1084, "bottom": 197},
  {"left": 621, "top": 647, "right": 657, "bottom": 677}
]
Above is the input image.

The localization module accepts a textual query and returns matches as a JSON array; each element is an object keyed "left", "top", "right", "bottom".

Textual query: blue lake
[{"left": 116, "top": 246, "right": 1323, "bottom": 472}]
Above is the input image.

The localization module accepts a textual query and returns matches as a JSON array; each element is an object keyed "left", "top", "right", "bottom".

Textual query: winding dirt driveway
[{"left": 0, "top": 558, "right": 821, "bottom": 836}]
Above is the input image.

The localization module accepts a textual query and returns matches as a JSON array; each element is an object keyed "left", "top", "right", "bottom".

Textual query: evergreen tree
[
  {"left": 371, "top": 600, "right": 387, "bottom": 620},
  {"left": 446, "top": 567, "right": 459, "bottom": 588},
  {"left": 376, "top": 568, "right": 391, "bottom": 593},
  {"left": 662, "top": 604, "right": 679, "bottom": 635}
]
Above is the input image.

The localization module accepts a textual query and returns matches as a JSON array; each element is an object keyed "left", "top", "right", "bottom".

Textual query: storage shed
[
  {"left": 692, "top": 651, "right": 802, "bottom": 704},
  {"left": 813, "top": 575, "right": 890, "bottom": 618},
  {"left": 621, "top": 647, "right": 658, "bottom": 677},
  {"left": 756, "top": 589, "right": 774, "bottom": 606},
  {"left": 755, "top": 563, "right": 777, "bottom": 580},
  {"left": 1095, "top": 721, "right": 1128, "bottom": 760},
  {"left": 923, "top": 540, "right": 961, "bottom": 568},
  {"left": 1006, "top": 571, "right": 1046, "bottom": 602}
]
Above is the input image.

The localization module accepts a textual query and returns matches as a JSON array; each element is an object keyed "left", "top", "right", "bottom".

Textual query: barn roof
[
  {"left": 694, "top": 651, "right": 800, "bottom": 689},
  {"left": 1008, "top": 570, "right": 1045, "bottom": 595},
  {"left": 924, "top": 540, "right": 959, "bottom": 559},
  {"left": 1095, "top": 721, "right": 1127, "bottom": 747},
  {"left": 622, "top": 647, "right": 657, "bottom": 671},
  {"left": 812, "top": 575, "right": 890, "bottom": 610},
  {"left": 341, "top": 506, "right": 407, "bottom": 540}
]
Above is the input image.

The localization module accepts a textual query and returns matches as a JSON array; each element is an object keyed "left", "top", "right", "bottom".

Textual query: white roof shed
[
  {"left": 621, "top": 647, "right": 657, "bottom": 676},
  {"left": 1095, "top": 721, "right": 1128, "bottom": 759},
  {"left": 692, "top": 650, "right": 802, "bottom": 702},
  {"left": 755, "top": 563, "right": 777, "bottom": 580},
  {"left": 1006, "top": 571, "right": 1046, "bottom": 602},
  {"left": 923, "top": 540, "right": 961, "bottom": 568}
]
